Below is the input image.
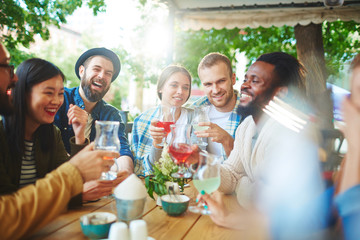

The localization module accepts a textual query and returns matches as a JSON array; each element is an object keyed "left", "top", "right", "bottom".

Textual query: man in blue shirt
[{"left": 54, "top": 48, "right": 134, "bottom": 194}]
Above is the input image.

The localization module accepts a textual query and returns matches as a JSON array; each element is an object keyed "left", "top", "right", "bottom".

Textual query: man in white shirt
[{"left": 191, "top": 53, "right": 242, "bottom": 160}]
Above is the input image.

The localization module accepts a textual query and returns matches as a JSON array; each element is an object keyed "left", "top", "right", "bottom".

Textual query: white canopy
[{"left": 162, "top": 0, "right": 360, "bottom": 30}]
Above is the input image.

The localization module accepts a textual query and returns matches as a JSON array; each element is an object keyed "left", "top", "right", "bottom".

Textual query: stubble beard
[
  {"left": 210, "top": 89, "right": 234, "bottom": 109},
  {"left": 237, "top": 88, "right": 275, "bottom": 119},
  {"left": 81, "top": 72, "right": 110, "bottom": 102}
]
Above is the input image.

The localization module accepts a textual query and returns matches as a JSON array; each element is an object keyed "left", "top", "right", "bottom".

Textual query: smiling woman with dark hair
[{"left": 0, "top": 58, "right": 87, "bottom": 196}]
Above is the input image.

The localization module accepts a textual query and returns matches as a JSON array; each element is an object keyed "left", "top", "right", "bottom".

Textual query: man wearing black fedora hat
[{"left": 54, "top": 47, "right": 134, "bottom": 201}]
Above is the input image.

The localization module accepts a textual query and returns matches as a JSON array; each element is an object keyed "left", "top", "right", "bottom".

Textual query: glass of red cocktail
[
  {"left": 156, "top": 104, "right": 176, "bottom": 147},
  {"left": 168, "top": 124, "right": 193, "bottom": 178}
]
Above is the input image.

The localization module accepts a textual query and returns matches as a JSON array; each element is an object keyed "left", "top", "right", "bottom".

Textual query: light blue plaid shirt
[
  {"left": 131, "top": 106, "right": 194, "bottom": 176},
  {"left": 190, "top": 90, "right": 243, "bottom": 160},
  {"left": 131, "top": 106, "right": 159, "bottom": 176}
]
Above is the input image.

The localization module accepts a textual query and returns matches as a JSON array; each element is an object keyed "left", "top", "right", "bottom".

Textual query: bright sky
[{"left": 66, "top": 0, "right": 170, "bottom": 58}]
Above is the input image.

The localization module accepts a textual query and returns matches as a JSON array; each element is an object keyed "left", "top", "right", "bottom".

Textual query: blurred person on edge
[
  {"left": 0, "top": 43, "right": 119, "bottom": 239},
  {"left": 334, "top": 53, "right": 360, "bottom": 240},
  {"left": 54, "top": 48, "right": 134, "bottom": 200}
]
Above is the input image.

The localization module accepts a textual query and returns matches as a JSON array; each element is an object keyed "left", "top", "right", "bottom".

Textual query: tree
[
  {"left": 174, "top": 20, "right": 360, "bottom": 89},
  {"left": 110, "top": 1, "right": 167, "bottom": 112},
  {"left": 0, "top": 0, "right": 106, "bottom": 65}
]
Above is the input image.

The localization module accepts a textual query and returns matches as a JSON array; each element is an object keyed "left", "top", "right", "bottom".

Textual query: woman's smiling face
[
  {"left": 26, "top": 75, "right": 64, "bottom": 129},
  {"left": 160, "top": 72, "right": 191, "bottom": 108}
]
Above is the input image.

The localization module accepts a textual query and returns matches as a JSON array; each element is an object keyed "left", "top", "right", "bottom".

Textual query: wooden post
[
  {"left": 295, "top": 23, "right": 327, "bottom": 96},
  {"left": 295, "top": 23, "right": 333, "bottom": 148}
]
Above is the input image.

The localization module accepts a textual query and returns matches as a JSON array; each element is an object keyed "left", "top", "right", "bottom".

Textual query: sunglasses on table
[{"left": 0, "top": 64, "right": 15, "bottom": 78}]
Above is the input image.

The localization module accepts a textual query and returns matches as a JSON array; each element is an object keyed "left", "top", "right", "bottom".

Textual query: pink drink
[
  {"left": 169, "top": 143, "right": 192, "bottom": 164},
  {"left": 157, "top": 121, "right": 174, "bottom": 135}
]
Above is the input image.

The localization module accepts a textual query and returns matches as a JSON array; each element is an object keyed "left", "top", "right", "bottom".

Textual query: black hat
[{"left": 75, "top": 47, "right": 121, "bottom": 82}]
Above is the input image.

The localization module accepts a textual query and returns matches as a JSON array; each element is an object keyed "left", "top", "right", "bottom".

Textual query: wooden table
[{"left": 29, "top": 183, "right": 266, "bottom": 240}]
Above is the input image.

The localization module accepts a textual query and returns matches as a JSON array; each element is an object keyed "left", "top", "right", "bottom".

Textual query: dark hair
[
  {"left": 350, "top": 53, "right": 360, "bottom": 71},
  {"left": 198, "top": 52, "right": 233, "bottom": 78},
  {"left": 256, "top": 52, "right": 307, "bottom": 100},
  {"left": 4, "top": 58, "right": 65, "bottom": 156},
  {"left": 157, "top": 65, "right": 192, "bottom": 101}
]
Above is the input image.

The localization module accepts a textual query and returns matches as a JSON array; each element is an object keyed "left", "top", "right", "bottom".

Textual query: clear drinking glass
[
  {"left": 94, "top": 120, "right": 120, "bottom": 180},
  {"left": 189, "top": 151, "right": 221, "bottom": 215},
  {"left": 156, "top": 104, "right": 176, "bottom": 147},
  {"left": 192, "top": 105, "right": 210, "bottom": 147},
  {"left": 168, "top": 124, "right": 193, "bottom": 178}
]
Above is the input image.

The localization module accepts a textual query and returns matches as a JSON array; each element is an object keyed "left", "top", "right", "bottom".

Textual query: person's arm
[
  {"left": 199, "top": 191, "right": 267, "bottom": 231},
  {"left": 132, "top": 114, "right": 164, "bottom": 176},
  {"left": 337, "top": 97, "right": 360, "bottom": 194},
  {"left": 0, "top": 144, "right": 118, "bottom": 240},
  {"left": 334, "top": 97, "right": 360, "bottom": 239},
  {"left": 118, "top": 113, "right": 134, "bottom": 165},
  {"left": 149, "top": 119, "right": 166, "bottom": 148},
  {"left": 148, "top": 146, "right": 163, "bottom": 165},
  {"left": 0, "top": 163, "right": 83, "bottom": 240},
  {"left": 117, "top": 155, "right": 133, "bottom": 176},
  {"left": 144, "top": 119, "right": 165, "bottom": 167},
  {"left": 67, "top": 104, "right": 88, "bottom": 145},
  {"left": 335, "top": 185, "right": 360, "bottom": 240},
  {"left": 194, "top": 122, "right": 234, "bottom": 157},
  {"left": 52, "top": 127, "right": 88, "bottom": 207},
  {"left": 218, "top": 126, "right": 246, "bottom": 194}
]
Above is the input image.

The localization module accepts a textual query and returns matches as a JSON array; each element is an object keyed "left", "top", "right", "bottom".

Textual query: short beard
[
  {"left": 237, "top": 101, "right": 262, "bottom": 119},
  {"left": 237, "top": 87, "right": 276, "bottom": 119},
  {"left": 81, "top": 72, "right": 109, "bottom": 102},
  {"left": 0, "top": 94, "right": 13, "bottom": 115}
]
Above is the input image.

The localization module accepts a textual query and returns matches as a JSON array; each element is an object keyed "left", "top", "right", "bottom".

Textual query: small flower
[
  {"left": 155, "top": 143, "right": 177, "bottom": 177},
  {"left": 145, "top": 143, "right": 184, "bottom": 199}
]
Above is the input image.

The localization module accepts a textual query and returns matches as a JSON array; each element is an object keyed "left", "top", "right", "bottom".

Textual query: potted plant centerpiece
[{"left": 145, "top": 143, "right": 184, "bottom": 203}]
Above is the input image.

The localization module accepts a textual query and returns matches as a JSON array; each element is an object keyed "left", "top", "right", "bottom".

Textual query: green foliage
[
  {"left": 174, "top": 21, "right": 360, "bottom": 87},
  {"left": 145, "top": 166, "right": 174, "bottom": 200},
  {"left": 322, "top": 21, "right": 360, "bottom": 77},
  {"left": 7, "top": 47, "right": 35, "bottom": 67},
  {"left": 1, "top": 0, "right": 106, "bottom": 64},
  {"left": 29, "top": 34, "right": 81, "bottom": 87},
  {"left": 144, "top": 144, "right": 183, "bottom": 200},
  {"left": 175, "top": 25, "right": 296, "bottom": 85}
]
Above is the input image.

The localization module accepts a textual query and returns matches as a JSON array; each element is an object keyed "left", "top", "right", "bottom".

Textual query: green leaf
[
  {"left": 145, "top": 176, "right": 150, "bottom": 188},
  {"left": 1, "top": 0, "right": 106, "bottom": 64}
]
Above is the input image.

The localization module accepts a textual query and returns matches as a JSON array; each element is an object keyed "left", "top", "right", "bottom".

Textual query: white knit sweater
[{"left": 219, "top": 116, "right": 278, "bottom": 208}]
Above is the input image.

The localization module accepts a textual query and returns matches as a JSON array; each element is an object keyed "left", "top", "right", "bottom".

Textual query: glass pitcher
[
  {"left": 94, "top": 120, "right": 120, "bottom": 180},
  {"left": 168, "top": 124, "right": 193, "bottom": 178}
]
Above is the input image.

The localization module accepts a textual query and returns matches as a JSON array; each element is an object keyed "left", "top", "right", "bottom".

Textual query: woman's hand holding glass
[
  {"left": 189, "top": 152, "right": 221, "bottom": 215},
  {"left": 156, "top": 104, "right": 176, "bottom": 147},
  {"left": 150, "top": 119, "right": 168, "bottom": 148}
]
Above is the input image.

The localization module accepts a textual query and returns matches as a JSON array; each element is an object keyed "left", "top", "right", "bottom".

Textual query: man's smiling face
[
  {"left": 199, "top": 61, "right": 236, "bottom": 112},
  {"left": 238, "top": 61, "right": 277, "bottom": 118},
  {"left": 80, "top": 55, "right": 114, "bottom": 102}
]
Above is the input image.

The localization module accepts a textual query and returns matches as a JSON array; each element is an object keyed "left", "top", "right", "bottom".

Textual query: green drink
[
  {"left": 193, "top": 125, "right": 209, "bottom": 131},
  {"left": 193, "top": 177, "right": 220, "bottom": 194}
]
